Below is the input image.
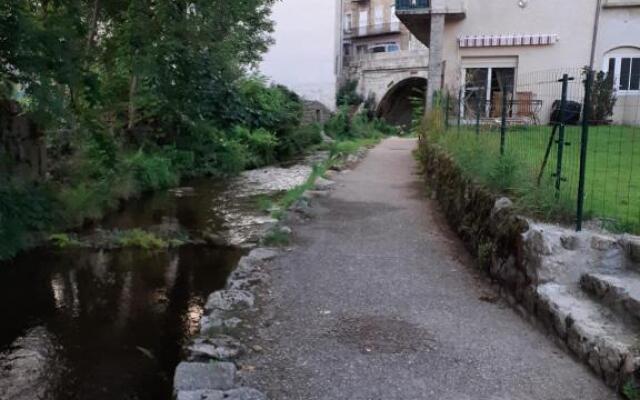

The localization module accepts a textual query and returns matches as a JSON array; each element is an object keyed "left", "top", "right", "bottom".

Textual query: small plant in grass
[
  {"left": 254, "top": 195, "right": 277, "bottom": 214},
  {"left": 49, "top": 233, "right": 83, "bottom": 249},
  {"left": 624, "top": 380, "right": 640, "bottom": 400},
  {"left": 263, "top": 228, "right": 290, "bottom": 247},
  {"left": 115, "top": 229, "right": 168, "bottom": 250}
]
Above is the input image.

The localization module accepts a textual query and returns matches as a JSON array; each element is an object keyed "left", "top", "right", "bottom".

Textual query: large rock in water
[{"left": 0, "top": 326, "right": 60, "bottom": 400}]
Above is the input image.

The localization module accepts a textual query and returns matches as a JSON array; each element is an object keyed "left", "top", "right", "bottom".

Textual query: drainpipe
[
  {"left": 336, "top": 0, "right": 345, "bottom": 90},
  {"left": 426, "top": 13, "right": 445, "bottom": 111},
  {"left": 589, "top": 0, "right": 603, "bottom": 70}
]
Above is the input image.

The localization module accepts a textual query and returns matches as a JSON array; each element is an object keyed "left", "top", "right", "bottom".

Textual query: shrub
[
  {"left": 235, "top": 126, "right": 279, "bottom": 168},
  {"left": 278, "top": 123, "right": 323, "bottom": 158},
  {"left": 125, "top": 150, "right": 179, "bottom": 191},
  {"left": 325, "top": 106, "right": 351, "bottom": 138},
  {"left": 0, "top": 181, "right": 56, "bottom": 260},
  {"left": 587, "top": 69, "right": 617, "bottom": 124},
  {"left": 114, "top": 229, "right": 168, "bottom": 249},
  {"left": 336, "top": 80, "right": 363, "bottom": 107}
]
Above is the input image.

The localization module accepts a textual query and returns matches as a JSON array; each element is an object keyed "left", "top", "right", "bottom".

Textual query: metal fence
[{"left": 436, "top": 67, "right": 640, "bottom": 233}]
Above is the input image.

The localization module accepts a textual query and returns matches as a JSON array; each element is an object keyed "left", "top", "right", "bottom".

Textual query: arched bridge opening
[{"left": 376, "top": 77, "right": 427, "bottom": 131}]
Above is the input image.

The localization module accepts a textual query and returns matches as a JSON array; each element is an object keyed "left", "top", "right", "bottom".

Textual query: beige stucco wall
[
  {"left": 597, "top": 5, "right": 640, "bottom": 124},
  {"left": 441, "top": 0, "right": 595, "bottom": 91},
  {"left": 428, "top": 0, "right": 640, "bottom": 125}
]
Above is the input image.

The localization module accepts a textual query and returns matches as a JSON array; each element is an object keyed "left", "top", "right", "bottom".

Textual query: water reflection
[{"left": 0, "top": 246, "right": 241, "bottom": 400}]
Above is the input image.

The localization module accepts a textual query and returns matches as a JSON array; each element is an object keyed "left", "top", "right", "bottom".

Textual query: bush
[
  {"left": 587, "top": 69, "right": 617, "bottom": 124},
  {"left": 278, "top": 123, "right": 323, "bottom": 158},
  {"left": 336, "top": 80, "right": 363, "bottom": 107},
  {"left": 0, "top": 181, "right": 56, "bottom": 259},
  {"left": 325, "top": 106, "right": 351, "bottom": 138},
  {"left": 125, "top": 150, "right": 179, "bottom": 191},
  {"left": 235, "top": 126, "right": 279, "bottom": 168}
]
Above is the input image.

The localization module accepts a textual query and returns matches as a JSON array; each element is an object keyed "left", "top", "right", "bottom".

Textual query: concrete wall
[
  {"left": 337, "top": 0, "right": 429, "bottom": 116},
  {"left": 346, "top": 50, "right": 429, "bottom": 107},
  {"left": 597, "top": 5, "right": 640, "bottom": 124},
  {"left": 428, "top": 0, "right": 640, "bottom": 124},
  {"left": 441, "top": 0, "right": 594, "bottom": 91}
]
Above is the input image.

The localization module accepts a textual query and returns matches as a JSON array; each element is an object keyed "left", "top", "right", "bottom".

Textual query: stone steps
[
  {"left": 581, "top": 271, "right": 640, "bottom": 323},
  {"left": 536, "top": 283, "right": 640, "bottom": 387}
]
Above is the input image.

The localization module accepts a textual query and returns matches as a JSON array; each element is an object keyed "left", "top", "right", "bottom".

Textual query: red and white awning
[{"left": 458, "top": 34, "right": 558, "bottom": 48}]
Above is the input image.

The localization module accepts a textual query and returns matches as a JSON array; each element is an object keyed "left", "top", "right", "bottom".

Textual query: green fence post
[
  {"left": 445, "top": 92, "right": 450, "bottom": 131},
  {"left": 475, "top": 91, "right": 481, "bottom": 136},
  {"left": 554, "top": 74, "right": 573, "bottom": 199},
  {"left": 457, "top": 88, "right": 462, "bottom": 131},
  {"left": 500, "top": 87, "right": 509, "bottom": 156},
  {"left": 576, "top": 70, "right": 593, "bottom": 231}
]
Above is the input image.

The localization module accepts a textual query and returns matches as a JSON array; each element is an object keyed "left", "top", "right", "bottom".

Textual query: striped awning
[{"left": 458, "top": 34, "right": 558, "bottom": 48}]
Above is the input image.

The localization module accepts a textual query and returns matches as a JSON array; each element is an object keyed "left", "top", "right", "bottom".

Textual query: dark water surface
[{"left": 0, "top": 180, "right": 243, "bottom": 400}]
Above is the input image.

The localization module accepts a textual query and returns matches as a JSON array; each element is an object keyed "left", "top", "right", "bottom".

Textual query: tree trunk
[
  {"left": 86, "top": 0, "right": 100, "bottom": 49},
  {"left": 128, "top": 75, "right": 137, "bottom": 130}
]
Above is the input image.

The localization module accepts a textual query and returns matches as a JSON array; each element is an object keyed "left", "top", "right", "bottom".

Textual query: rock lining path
[{"left": 239, "top": 138, "right": 615, "bottom": 400}]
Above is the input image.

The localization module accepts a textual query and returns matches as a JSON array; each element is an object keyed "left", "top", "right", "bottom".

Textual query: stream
[{"left": 0, "top": 153, "right": 325, "bottom": 400}]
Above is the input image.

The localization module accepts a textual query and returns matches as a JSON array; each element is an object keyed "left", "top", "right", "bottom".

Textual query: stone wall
[
  {"left": 420, "top": 138, "right": 640, "bottom": 395},
  {"left": 302, "top": 101, "right": 331, "bottom": 125},
  {"left": 0, "top": 101, "right": 47, "bottom": 181}
]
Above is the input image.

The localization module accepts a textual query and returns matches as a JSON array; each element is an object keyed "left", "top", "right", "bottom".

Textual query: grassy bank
[
  {"left": 419, "top": 107, "right": 640, "bottom": 232},
  {"left": 0, "top": 115, "right": 325, "bottom": 261},
  {"left": 270, "top": 136, "right": 381, "bottom": 221}
]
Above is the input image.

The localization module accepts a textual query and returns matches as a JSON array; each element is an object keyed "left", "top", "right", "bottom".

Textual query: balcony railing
[
  {"left": 396, "top": 0, "right": 430, "bottom": 10},
  {"left": 344, "top": 22, "right": 402, "bottom": 38}
]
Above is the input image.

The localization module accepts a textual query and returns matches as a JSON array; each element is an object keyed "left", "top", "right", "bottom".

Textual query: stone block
[
  {"left": 173, "top": 362, "right": 236, "bottom": 392},
  {"left": 591, "top": 234, "right": 617, "bottom": 251},
  {"left": 205, "top": 290, "right": 254, "bottom": 312}
]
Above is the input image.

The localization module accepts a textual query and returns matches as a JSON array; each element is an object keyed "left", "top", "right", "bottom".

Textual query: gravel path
[{"left": 240, "top": 138, "right": 615, "bottom": 400}]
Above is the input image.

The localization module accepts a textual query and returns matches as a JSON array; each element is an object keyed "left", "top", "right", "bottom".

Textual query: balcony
[
  {"left": 344, "top": 22, "right": 402, "bottom": 39},
  {"left": 395, "top": 0, "right": 466, "bottom": 45},
  {"left": 396, "top": 0, "right": 430, "bottom": 11},
  {"left": 345, "top": 49, "right": 429, "bottom": 72}
]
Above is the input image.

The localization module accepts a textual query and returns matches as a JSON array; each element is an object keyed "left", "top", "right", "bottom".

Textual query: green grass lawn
[{"left": 438, "top": 123, "right": 640, "bottom": 232}]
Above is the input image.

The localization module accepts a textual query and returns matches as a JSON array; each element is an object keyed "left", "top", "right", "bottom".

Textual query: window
[
  {"left": 463, "top": 67, "right": 515, "bottom": 118},
  {"left": 374, "top": 6, "right": 384, "bottom": 25},
  {"left": 604, "top": 55, "right": 640, "bottom": 93},
  {"left": 369, "top": 42, "right": 399, "bottom": 54},
  {"left": 344, "top": 13, "right": 352, "bottom": 32}
]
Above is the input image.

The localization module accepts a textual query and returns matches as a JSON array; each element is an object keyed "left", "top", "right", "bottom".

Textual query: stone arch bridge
[{"left": 344, "top": 50, "right": 429, "bottom": 129}]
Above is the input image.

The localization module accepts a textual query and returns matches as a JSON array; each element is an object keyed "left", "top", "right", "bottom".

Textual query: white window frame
[
  {"left": 374, "top": 5, "right": 384, "bottom": 25},
  {"left": 358, "top": 9, "right": 368, "bottom": 36},
  {"left": 344, "top": 13, "right": 353, "bottom": 32},
  {"left": 459, "top": 57, "right": 518, "bottom": 118},
  {"left": 603, "top": 54, "right": 640, "bottom": 96}
]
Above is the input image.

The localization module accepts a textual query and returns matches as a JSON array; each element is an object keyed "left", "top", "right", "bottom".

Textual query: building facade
[
  {"left": 335, "top": 0, "right": 430, "bottom": 127},
  {"left": 395, "top": 0, "right": 640, "bottom": 124}
]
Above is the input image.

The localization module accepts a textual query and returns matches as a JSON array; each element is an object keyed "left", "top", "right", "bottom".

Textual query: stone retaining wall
[
  {"left": 419, "top": 138, "right": 640, "bottom": 395},
  {"left": 420, "top": 140, "right": 531, "bottom": 295}
]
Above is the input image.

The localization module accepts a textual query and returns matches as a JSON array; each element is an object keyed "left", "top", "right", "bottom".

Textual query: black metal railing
[{"left": 396, "top": 0, "right": 430, "bottom": 11}]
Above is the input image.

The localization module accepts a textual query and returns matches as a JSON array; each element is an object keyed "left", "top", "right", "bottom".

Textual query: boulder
[
  {"left": 314, "top": 177, "right": 335, "bottom": 191},
  {"left": 591, "top": 234, "right": 617, "bottom": 251},
  {"left": 187, "top": 335, "right": 244, "bottom": 361},
  {"left": 205, "top": 290, "right": 254, "bottom": 312},
  {"left": 200, "top": 313, "right": 243, "bottom": 335},
  {"left": 173, "top": 362, "right": 236, "bottom": 392},
  {"left": 176, "top": 387, "right": 266, "bottom": 400}
]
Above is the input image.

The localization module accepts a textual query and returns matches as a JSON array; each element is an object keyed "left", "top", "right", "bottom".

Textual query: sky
[{"left": 259, "top": 0, "right": 337, "bottom": 109}]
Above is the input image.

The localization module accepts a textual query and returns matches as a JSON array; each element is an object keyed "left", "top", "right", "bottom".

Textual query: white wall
[{"left": 442, "top": 0, "right": 595, "bottom": 90}]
